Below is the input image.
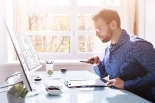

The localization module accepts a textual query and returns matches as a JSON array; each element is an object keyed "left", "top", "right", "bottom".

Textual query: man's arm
[
  {"left": 93, "top": 47, "right": 108, "bottom": 78},
  {"left": 124, "top": 41, "right": 155, "bottom": 92},
  {"left": 93, "top": 61, "right": 108, "bottom": 78}
]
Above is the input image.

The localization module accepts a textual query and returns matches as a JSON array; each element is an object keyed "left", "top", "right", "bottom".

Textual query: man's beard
[{"left": 101, "top": 29, "right": 113, "bottom": 43}]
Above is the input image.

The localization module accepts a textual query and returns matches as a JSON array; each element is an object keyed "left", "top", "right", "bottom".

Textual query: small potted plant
[{"left": 7, "top": 83, "right": 28, "bottom": 103}]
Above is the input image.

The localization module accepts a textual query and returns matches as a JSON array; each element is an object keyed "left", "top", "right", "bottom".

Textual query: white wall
[
  {"left": 0, "top": 0, "right": 8, "bottom": 63},
  {"left": 144, "top": 0, "right": 155, "bottom": 46}
]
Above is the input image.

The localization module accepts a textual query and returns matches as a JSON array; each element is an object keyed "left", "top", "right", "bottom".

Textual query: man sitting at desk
[{"left": 87, "top": 8, "right": 155, "bottom": 102}]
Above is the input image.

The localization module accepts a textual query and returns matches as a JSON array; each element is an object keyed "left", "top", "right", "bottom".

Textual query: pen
[{"left": 70, "top": 80, "right": 86, "bottom": 81}]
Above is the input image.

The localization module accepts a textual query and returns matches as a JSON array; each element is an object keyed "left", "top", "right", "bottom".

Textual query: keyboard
[{"left": 44, "top": 78, "right": 63, "bottom": 89}]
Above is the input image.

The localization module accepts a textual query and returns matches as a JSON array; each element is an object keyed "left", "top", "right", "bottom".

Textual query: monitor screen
[
  {"left": 4, "top": 20, "right": 42, "bottom": 96},
  {"left": 15, "top": 33, "right": 42, "bottom": 73}
]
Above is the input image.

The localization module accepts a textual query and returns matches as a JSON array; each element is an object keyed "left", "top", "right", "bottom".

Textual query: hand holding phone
[{"left": 80, "top": 56, "right": 101, "bottom": 65}]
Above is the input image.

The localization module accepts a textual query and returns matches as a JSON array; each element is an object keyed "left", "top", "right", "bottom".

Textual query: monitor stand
[
  {"left": 26, "top": 89, "right": 39, "bottom": 97},
  {"left": 6, "top": 72, "right": 40, "bottom": 97}
]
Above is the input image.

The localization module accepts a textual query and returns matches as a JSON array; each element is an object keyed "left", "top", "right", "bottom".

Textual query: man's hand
[
  {"left": 87, "top": 56, "right": 101, "bottom": 66},
  {"left": 107, "top": 77, "right": 124, "bottom": 89}
]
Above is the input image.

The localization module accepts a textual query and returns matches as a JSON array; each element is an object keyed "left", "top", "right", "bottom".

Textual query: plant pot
[{"left": 7, "top": 92, "right": 25, "bottom": 103}]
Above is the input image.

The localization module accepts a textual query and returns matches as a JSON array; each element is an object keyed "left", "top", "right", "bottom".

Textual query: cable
[
  {"left": 0, "top": 81, "right": 23, "bottom": 89},
  {"left": 5, "top": 72, "right": 21, "bottom": 82},
  {"left": 0, "top": 91, "right": 6, "bottom": 93},
  {"left": 0, "top": 73, "right": 22, "bottom": 90}
]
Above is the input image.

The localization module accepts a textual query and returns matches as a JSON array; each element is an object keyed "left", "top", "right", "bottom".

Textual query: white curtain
[
  {"left": 13, "top": 0, "right": 27, "bottom": 33},
  {"left": 119, "top": 0, "right": 137, "bottom": 34}
]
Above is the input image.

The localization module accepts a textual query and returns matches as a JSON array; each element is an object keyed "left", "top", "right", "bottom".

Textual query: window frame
[{"left": 9, "top": 0, "right": 145, "bottom": 61}]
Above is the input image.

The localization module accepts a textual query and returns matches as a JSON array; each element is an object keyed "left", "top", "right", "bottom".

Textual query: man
[{"left": 87, "top": 8, "right": 155, "bottom": 102}]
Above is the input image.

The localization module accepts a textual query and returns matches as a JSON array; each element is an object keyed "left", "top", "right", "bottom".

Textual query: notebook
[{"left": 64, "top": 78, "right": 107, "bottom": 88}]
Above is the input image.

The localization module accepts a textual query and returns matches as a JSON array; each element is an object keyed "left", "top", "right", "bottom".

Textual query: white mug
[{"left": 45, "top": 60, "right": 54, "bottom": 75}]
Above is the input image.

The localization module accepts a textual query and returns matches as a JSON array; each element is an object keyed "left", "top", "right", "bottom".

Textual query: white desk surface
[{"left": 0, "top": 71, "right": 151, "bottom": 103}]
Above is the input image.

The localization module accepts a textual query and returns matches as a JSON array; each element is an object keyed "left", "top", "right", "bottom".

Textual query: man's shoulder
[
  {"left": 129, "top": 34, "right": 144, "bottom": 42},
  {"left": 129, "top": 34, "right": 153, "bottom": 46}
]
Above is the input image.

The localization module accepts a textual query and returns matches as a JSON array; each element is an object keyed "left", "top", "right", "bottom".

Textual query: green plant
[{"left": 8, "top": 83, "right": 28, "bottom": 98}]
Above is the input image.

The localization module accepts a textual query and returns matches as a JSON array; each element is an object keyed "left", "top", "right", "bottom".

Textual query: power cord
[
  {"left": 0, "top": 73, "right": 22, "bottom": 90},
  {"left": 5, "top": 72, "right": 21, "bottom": 82},
  {"left": 0, "top": 81, "right": 23, "bottom": 89},
  {"left": 0, "top": 91, "right": 6, "bottom": 93}
]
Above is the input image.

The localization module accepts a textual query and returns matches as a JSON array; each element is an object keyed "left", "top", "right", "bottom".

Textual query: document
[{"left": 64, "top": 79, "right": 107, "bottom": 88}]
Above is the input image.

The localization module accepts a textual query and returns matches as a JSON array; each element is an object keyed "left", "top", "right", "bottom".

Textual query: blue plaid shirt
[{"left": 94, "top": 29, "right": 155, "bottom": 101}]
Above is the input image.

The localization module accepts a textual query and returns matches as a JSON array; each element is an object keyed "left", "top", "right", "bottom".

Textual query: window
[{"left": 14, "top": 0, "right": 123, "bottom": 60}]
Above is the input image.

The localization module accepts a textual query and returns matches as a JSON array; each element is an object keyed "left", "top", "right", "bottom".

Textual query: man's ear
[{"left": 110, "top": 20, "right": 117, "bottom": 29}]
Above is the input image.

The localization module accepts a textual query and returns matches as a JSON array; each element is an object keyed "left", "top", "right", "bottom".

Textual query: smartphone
[
  {"left": 79, "top": 60, "right": 95, "bottom": 63},
  {"left": 79, "top": 60, "right": 88, "bottom": 63}
]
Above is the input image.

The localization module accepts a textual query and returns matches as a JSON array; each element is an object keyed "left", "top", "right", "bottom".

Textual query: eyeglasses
[
  {"left": 95, "top": 21, "right": 111, "bottom": 33},
  {"left": 95, "top": 27, "right": 104, "bottom": 33}
]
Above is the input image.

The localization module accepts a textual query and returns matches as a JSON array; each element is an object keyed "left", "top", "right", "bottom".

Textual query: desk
[{"left": 0, "top": 71, "right": 151, "bottom": 103}]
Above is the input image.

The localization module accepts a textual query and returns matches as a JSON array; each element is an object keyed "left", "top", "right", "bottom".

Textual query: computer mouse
[
  {"left": 47, "top": 87, "right": 60, "bottom": 90},
  {"left": 46, "top": 87, "right": 63, "bottom": 95}
]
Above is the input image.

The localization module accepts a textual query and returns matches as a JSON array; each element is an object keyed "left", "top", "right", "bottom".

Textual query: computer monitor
[{"left": 4, "top": 20, "right": 42, "bottom": 96}]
